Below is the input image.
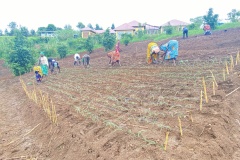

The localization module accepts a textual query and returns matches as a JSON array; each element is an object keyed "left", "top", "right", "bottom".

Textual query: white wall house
[{"left": 39, "top": 31, "right": 56, "bottom": 37}]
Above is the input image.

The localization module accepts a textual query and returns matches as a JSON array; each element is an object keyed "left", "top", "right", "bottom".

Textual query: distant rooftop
[{"left": 161, "top": 19, "right": 189, "bottom": 26}]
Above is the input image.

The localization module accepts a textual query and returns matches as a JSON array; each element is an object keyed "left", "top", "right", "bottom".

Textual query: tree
[
  {"left": 227, "top": 9, "right": 240, "bottom": 22},
  {"left": 20, "top": 26, "right": 29, "bottom": 37},
  {"left": 56, "top": 29, "right": 78, "bottom": 41},
  {"left": 56, "top": 27, "right": 62, "bottom": 30},
  {"left": 190, "top": 16, "right": 203, "bottom": 24},
  {"left": 64, "top": 24, "right": 72, "bottom": 30},
  {"left": 37, "top": 27, "right": 46, "bottom": 32},
  {"left": 7, "top": 22, "right": 18, "bottom": 36},
  {"left": 46, "top": 24, "right": 57, "bottom": 31},
  {"left": 0, "top": 30, "right": 2, "bottom": 36},
  {"left": 121, "top": 33, "right": 133, "bottom": 46},
  {"left": 85, "top": 36, "right": 94, "bottom": 53},
  {"left": 8, "top": 21, "right": 18, "bottom": 30},
  {"left": 87, "top": 23, "right": 94, "bottom": 29},
  {"left": 4, "top": 29, "right": 9, "bottom": 36},
  {"left": 188, "top": 16, "right": 203, "bottom": 29},
  {"left": 30, "top": 29, "right": 36, "bottom": 36},
  {"left": 203, "top": 8, "right": 219, "bottom": 30},
  {"left": 57, "top": 44, "right": 68, "bottom": 58},
  {"left": 7, "top": 31, "right": 34, "bottom": 76},
  {"left": 102, "top": 28, "right": 116, "bottom": 51},
  {"left": 95, "top": 24, "right": 102, "bottom": 30},
  {"left": 76, "top": 22, "right": 85, "bottom": 30},
  {"left": 13, "top": 30, "right": 27, "bottom": 49},
  {"left": 111, "top": 24, "right": 115, "bottom": 30},
  {"left": 165, "top": 26, "right": 173, "bottom": 35}
]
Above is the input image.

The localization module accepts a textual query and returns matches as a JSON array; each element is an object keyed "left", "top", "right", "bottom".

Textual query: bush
[
  {"left": 57, "top": 44, "right": 68, "bottom": 58},
  {"left": 188, "top": 23, "right": 196, "bottom": 30},
  {"left": 8, "top": 48, "right": 34, "bottom": 76},
  {"left": 77, "top": 39, "right": 86, "bottom": 50},
  {"left": 121, "top": 33, "right": 133, "bottom": 46},
  {"left": 85, "top": 36, "right": 94, "bottom": 53},
  {"left": 102, "top": 29, "right": 116, "bottom": 51},
  {"left": 136, "top": 30, "right": 144, "bottom": 38},
  {"left": 165, "top": 26, "right": 173, "bottom": 35}
]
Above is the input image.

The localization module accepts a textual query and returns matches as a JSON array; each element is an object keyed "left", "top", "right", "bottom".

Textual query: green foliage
[
  {"left": 111, "top": 24, "right": 115, "bottom": 29},
  {"left": 95, "top": 24, "right": 102, "bottom": 30},
  {"left": 0, "top": 30, "right": 2, "bottom": 36},
  {"left": 121, "top": 33, "right": 133, "bottom": 46},
  {"left": 57, "top": 44, "right": 68, "bottom": 58},
  {"left": 190, "top": 16, "right": 203, "bottom": 26},
  {"left": 85, "top": 36, "right": 94, "bottom": 53},
  {"left": 0, "top": 37, "right": 14, "bottom": 59},
  {"left": 189, "top": 16, "right": 203, "bottom": 30},
  {"left": 20, "top": 26, "right": 29, "bottom": 37},
  {"left": 188, "top": 23, "right": 196, "bottom": 30},
  {"left": 30, "top": 29, "right": 36, "bottom": 36},
  {"left": 7, "top": 31, "right": 34, "bottom": 76},
  {"left": 8, "top": 22, "right": 17, "bottom": 30},
  {"left": 203, "top": 8, "right": 219, "bottom": 30},
  {"left": 77, "top": 39, "right": 87, "bottom": 50},
  {"left": 102, "top": 29, "right": 116, "bottom": 51},
  {"left": 40, "top": 45, "right": 57, "bottom": 58},
  {"left": 64, "top": 24, "right": 72, "bottom": 30},
  {"left": 8, "top": 48, "right": 34, "bottom": 76},
  {"left": 56, "top": 29, "right": 78, "bottom": 41},
  {"left": 46, "top": 24, "right": 57, "bottom": 31},
  {"left": 9, "top": 29, "right": 18, "bottom": 36},
  {"left": 93, "top": 34, "right": 103, "bottom": 45},
  {"left": 76, "top": 22, "right": 85, "bottom": 30},
  {"left": 136, "top": 30, "right": 145, "bottom": 38},
  {"left": 216, "top": 21, "right": 240, "bottom": 30},
  {"left": 14, "top": 31, "right": 27, "bottom": 49},
  {"left": 87, "top": 23, "right": 94, "bottom": 29},
  {"left": 227, "top": 9, "right": 240, "bottom": 22},
  {"left": 165, "top": 26, "right": 173, "bottom": 35},
  {"left": 4, "top": 29, "right": 9, "bottom": 36},
  {"left": 37, "top": 27, "right": 46, "bottom": 32}
]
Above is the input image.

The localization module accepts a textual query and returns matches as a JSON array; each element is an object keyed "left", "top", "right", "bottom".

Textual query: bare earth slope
[{"left": 0, "top": 28, "right": 240, "bottom": 160}]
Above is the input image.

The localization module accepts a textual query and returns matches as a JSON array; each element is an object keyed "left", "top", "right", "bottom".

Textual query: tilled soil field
[{"left": 0, "top": 28, "right": 240, "bottom": 160}]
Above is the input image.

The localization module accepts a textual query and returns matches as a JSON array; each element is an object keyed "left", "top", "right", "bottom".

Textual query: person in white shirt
[
  {"left": 74, "top": 53, "right": 81, "bottom": 65},
  {"left": 38, "top": 52, "right": 49, "bottom": 76}
]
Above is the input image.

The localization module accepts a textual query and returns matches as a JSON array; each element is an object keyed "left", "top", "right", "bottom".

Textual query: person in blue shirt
[
  {"left": 160, "top": 40, "right": 179, "bottom": 66},
  {"left": 50, "top": 59, "right": 60, "bottom": 74},
  {"left": 35, "top": 71, "right": 42, "bottom": 83},
  {"left": 183, "top": 27, "right": 188, "bottom": 39}
]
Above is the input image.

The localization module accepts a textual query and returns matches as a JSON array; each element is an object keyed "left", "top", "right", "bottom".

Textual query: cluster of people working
[
  {"left": 33, "top": 52, "right": 60, "bottom": 84},
  {"left": 33, "top": 39, "right": 179, "bottom": 84},
  {"left": 147, "top": 40, "right": 179, "bottom": 66}
]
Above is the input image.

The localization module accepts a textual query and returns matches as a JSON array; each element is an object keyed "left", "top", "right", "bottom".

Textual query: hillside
[{"left": 0, "top": 28, "right": 240, "bottom": 160}]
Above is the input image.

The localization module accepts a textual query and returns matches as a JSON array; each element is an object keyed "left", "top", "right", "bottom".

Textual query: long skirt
[{"left": 41, "top": 64, "right": 48, "bottom": 76}]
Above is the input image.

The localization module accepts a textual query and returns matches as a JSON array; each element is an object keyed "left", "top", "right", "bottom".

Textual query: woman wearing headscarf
[
  {"left": 160, "top": 40, "right": 179, "bottom": 66},
  {"left": 147, "top": 42, "right": 160, "bottom": 64},
  {"left": 38, "top": 52, "right": 49, "bottom": 76}
]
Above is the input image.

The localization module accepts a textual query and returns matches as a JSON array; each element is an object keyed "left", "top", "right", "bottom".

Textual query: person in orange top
[
  {"left": 107, "top": 51, "right": 114, "bottom": 65},
  {"left": 111, "top": 50, "right": 121, "bottom": 66}
]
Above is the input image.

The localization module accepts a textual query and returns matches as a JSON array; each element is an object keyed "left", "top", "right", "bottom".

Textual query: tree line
[{"left": 0, "top": 8, "right": 239, "bottom": 76}]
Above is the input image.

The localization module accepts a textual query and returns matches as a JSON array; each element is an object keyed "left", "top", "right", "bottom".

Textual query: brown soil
[{"left": 1, "top": 28, "right": 240, "bottom": 160}]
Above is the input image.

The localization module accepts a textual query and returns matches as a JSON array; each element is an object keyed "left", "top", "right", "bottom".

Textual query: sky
[{"left": 0, "top": 0, "right": 239, "bottom": 31}]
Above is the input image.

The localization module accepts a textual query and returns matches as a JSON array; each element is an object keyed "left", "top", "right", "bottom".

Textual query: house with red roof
[
  {"left": 114, "top": 20, "right": 146, "bottom": 39},
  {"left": 80, "top": 27, "right": 96, "bottom": 38},
  {"left": 81, "top": 27, "right": 115, "bottom": 38},
  {"left": 160, "top": 19, "right": 189, "bottom": 33}
]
